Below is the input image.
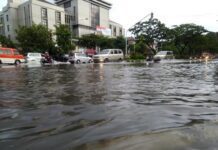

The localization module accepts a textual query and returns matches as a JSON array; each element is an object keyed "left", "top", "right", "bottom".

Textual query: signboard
[{"left": 96, "top": 26, "right": 111, "bottom": 36}]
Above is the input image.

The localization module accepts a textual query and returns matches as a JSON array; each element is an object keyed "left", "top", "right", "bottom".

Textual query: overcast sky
[{"left": 1, "top": 0, "right": 218, "bottom": 32}]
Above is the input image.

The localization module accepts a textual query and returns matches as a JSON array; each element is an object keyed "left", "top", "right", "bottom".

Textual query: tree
[
  {"left": 55, "top": 25, "right": 75, "bottom": 54},
  {"left": 0, "top": 35, "right": 15, "bottom": 48},
  {"left": 96, "top": 35, "right": 114, "bottom": 50},
  {"left": 16, "top": 24, "right": 54, "bottom": 54},
  {"left": 113, "top": 36, "right": 125, "bottom": 52},
  {"left": 78, "top": 34, "right": 99, "bottom": 49},
  {"left": 129, "top": 16, "right": 170, "bottom": 53},
  {"left": 171, "top": 24, "right": 207, "bottom": 57}
]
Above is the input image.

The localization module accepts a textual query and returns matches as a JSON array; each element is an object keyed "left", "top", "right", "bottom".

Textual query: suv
[
  {"left": 68, "top": 53, "right": 93, "bottom": 64},
  {"left": 26, "top": 52, "right": 42, "bottom": 63},
  {"left": 0, "top": 47, "right": 25, "bottom": 65},
  {"left": 93, "top": 49, "right": 124, "bottom": 63}
]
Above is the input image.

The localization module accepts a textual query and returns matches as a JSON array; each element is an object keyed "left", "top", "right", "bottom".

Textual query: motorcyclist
[{"left": 42, "top": 51, "right": 52, "bottom": 63}]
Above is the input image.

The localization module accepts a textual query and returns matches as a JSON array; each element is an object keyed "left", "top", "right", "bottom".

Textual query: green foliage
[
  {"left": 0, "top": 35, "right": 15, "bottom": 48},
  {"left": 113, "top": 36, "right": 126, "bottom": 51},
  {"left": 78, "top": 34, "right": 126, "bottom": 52},
  {"left": 134, "top": 37, "right": 147, "bottom": 54},
  {"left": 55, "top": 24, "right": 75, "bottom": 54},
  {"left": 16, "top": 24, "right": 54, "bottom": 54},
  {"left": 96, "top": 35, "right": 114, "bottom": 49},
  {"left": 130, "top": 53, "right": 145, "bottom": 60},
  {"left": 78, "top": 34, "right": 99, "bottom": 49},
  {"left": 129, "top": 16, "right": 169, "bottom": 52},
  {"left": 170, "top": 24, "right": 208, "bottom": 58}
]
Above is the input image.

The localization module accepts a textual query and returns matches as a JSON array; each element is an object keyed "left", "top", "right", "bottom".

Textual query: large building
[{"left": 0, "top": 0, "right": 125, "bottom": 42}]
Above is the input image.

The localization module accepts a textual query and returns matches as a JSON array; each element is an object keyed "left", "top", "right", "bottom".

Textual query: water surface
[{"left": 1, "top": 60, "right": 218, "bottom": 150}]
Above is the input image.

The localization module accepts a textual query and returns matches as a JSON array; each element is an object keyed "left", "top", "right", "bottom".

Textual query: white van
[
  {"left": 93, "top": 49, "right": 124, "bottom": 63},
  {"left": 26, "top": 52, "right": 42, "bottom": 64}
]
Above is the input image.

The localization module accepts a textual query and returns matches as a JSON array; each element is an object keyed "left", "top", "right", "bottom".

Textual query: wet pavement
[{"left": 1, "top": 60, "right": 218, "bottom": 150}]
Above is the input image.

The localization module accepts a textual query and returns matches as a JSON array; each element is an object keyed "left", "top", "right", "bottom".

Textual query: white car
[
  {"left": 153, "top": 51, "right": 174, "bottom": 62},
  {"left": 93, "top": 49, "right": 124, "bottom": 63},
  {"left": 26, "top": 52, "right": 42, "bottom": 63},
  {"left": 69, "top": 53, "right": 93, "bottom": 64}
]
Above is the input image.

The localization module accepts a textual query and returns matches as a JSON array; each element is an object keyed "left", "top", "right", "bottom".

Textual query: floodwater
[{"left": 1, "top": 60, "right": 218, "bottom": 150}]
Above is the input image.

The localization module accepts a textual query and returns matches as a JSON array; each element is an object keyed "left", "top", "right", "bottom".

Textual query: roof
[
  {"left": 109, "top": 20, "right": 123, "bottom": 27},
  {"left": 38, "top": 0, "right": 56, "bottom": 6}
]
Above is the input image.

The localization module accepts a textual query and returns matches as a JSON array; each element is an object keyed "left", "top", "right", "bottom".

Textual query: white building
[
  {"left": 109, "top": 20, "right": 125, "bottom": 37},
  {"left": 0, "top": 0, "right": 125, "bottom": 42},
  {"left": 0, "top": 0, "right": 65, "bottom": 41}
]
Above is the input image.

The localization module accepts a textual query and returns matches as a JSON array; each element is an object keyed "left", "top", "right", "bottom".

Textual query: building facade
[
  {"left": 109, "top": 20, "right": 125, "bottom": 37},
  {"left": 0, "top": 0, "right": 125, "bottom": 42},
  {"left": 0, "top": 0, "right": 65, "bottom": 41}
]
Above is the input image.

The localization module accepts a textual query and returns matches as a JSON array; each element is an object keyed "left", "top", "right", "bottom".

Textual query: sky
[{"left": 1, "top": 0, "right": 218, "bottom": 32}]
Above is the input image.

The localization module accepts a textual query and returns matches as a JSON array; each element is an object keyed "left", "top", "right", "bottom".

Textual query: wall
[
  {"left": 99, "top": 7, "right": 109, "bottom": 28},
  {"left": 31, "top": 0, "right": 65, "bottom": 31}
]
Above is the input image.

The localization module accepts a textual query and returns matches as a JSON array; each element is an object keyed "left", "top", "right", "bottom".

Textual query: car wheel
[
  {"left": 76, "top": 60, "right": 80, "bottom": 64},
  {"left": 88, "top": 59, "right": 92, "bottom": 63},
  {"left": 104, "top": 58, "right": 109, "bottom": 63},
  {"left": 15, "top": 60, "right": 21, "bottom": 65},
  {"left": 118, "top": 58, "right": 122, "bottom": 61}
]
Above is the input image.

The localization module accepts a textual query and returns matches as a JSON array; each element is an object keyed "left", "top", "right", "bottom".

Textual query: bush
[{"left": 130, "top": 53, "right": 145, "bottom": 60}]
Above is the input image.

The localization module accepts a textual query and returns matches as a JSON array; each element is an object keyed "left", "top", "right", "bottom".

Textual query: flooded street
[{"left": 1, "top": 60, "right": 218, "bottom": 150}]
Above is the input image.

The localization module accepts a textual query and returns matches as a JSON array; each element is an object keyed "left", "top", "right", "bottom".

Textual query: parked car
[
  {"left": 26, "top": 52, "right": 42, "bottom": 63},
  {"left": 153, "top": 51, "right": 174, "bottom": 62},
  {"left": 0, "top": 47, "right": 25, "bottom": 65},
  {"left": 53, "top": 54, "right": 69, "bottom": 62},
  {"left": 69, "top": 53, "right": 93, "bottom": 64},
  {"left": 93, "top": 49, "right": 124, "bottom": 63}
]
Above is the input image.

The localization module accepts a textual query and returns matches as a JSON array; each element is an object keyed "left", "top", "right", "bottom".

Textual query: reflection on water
[{"left": 0, "top": 60, "right": 218, "bottom": 149}]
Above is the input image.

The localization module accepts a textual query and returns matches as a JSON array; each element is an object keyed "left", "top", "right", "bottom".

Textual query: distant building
[
  {"left": 109, "top": 20, "right": 125, "bottom": 37},
  {"left": 0, "top": 0, "right": 125, "bottom": 42},
  {"left": 0, "top": 0, "right": 65, "bottom": 41},
  {"left": 55, "top": 0, "right": 125, "bottom": 37}
]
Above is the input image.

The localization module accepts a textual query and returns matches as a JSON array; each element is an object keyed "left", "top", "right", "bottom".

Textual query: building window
[
  {"left": 0, "top": 16, "right": 3, "bottom": 24},
  {"left": 72, "top": 6, "right": 76, "bottom": 21},
  {"left": 8, "top": 34, "right": 10, "bottom": 39},
  {"left": 7, "top": 25, "right": 10, "bottom": 32},
  {"left": 65, "top": 15, "right": 71, "bottom": 24},
  {"left": 0, "top": 26, "right": 3, "bottom": 34},
  {"left": 41, "top": 8, "right": 47, "bottom": 19},
  {"left": 41, "top": 8, "right": 48, "bottom": 27},
  {"left": 56, "top": 12, "right": 61, "bottom": 25},
  {"left": 91, "top": 4, "right": 99, "bottom": 28},
  {"left": 6, "top": 15, "right": 8, "bottom": 22},
  {"left": 42, "top": 19, "right": 48, "bottom": 26},
  {"left": 109, "top": 25, "right": 112, "bottom": 29},
  {"left": 113, "top": 27, "right": 116, "bottom": 36},
  {"left": 64, "top": 1, "right": 71, "bottom": 8},
  {"left": 119, "top": 28, "right": 122, "bottom": 36}
]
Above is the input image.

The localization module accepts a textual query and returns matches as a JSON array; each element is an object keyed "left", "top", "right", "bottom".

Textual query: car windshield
[
  {"left": 76, "top": 53, "right": 86, "bottom": 57},
  {"left": 99, "top": 49, "right": 110, "bottom": 54},
  {"left": 156, "top": 51, "right": 168, "bottom": 55},
  {"left": 28, "top": 53, "right": 41, "bottom": 57},
  {"left": 14, "top": 50, "right": 20, "bottom": 55}
]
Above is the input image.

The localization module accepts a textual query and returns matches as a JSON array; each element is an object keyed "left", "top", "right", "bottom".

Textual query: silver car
[
  {"left": 69, "top": 53, "right": 93, "bottom": 64},
  {"left": 153, "top": 51, "right": 174, "bottom": 62},
  {"left": 93, "top": 49, "right": 124, "bottom": 63}
]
